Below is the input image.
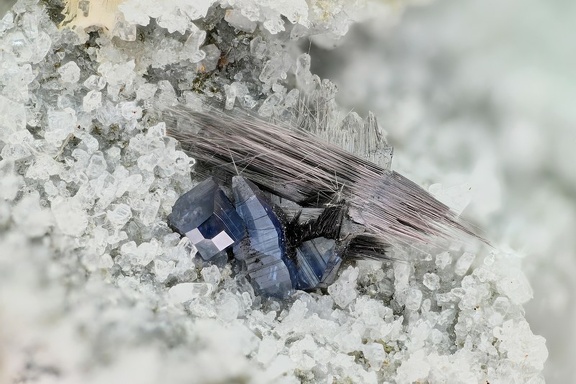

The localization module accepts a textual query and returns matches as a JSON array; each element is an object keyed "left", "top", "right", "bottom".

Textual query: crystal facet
[
  {"left": 294, "top": 237, "right": 341, "bottom": 290},
  {"left": 232, "top": 176, "right": 296, "bottom": 298},
  {"left": 168, "top": 177, "right": 245, "bottom": 260}
]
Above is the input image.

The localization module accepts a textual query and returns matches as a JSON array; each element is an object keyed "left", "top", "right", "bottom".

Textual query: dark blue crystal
[
  {"left": 232, "top": 176, "right": 298, "bottom": 297},
  {"left": 294, "top": 237, "right": 342, "bottom": 290},
  {"left": 168, "top": 177, "right": 245, "bottom": 260},
  {"left": 170, "top": 176, "right": 350, "bottom": 297}
]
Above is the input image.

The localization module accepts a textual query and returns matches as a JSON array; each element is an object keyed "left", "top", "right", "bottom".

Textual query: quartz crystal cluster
[{"left": 0, "top": 0, "right": 548, "bottom": 383}]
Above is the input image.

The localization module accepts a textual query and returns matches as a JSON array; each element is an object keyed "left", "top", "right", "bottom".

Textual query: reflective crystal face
[{"left": 168, "top": 177, "right": 245, "bottom": 260}]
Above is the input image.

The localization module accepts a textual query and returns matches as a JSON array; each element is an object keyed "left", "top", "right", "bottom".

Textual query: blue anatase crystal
[
  {"left": 168, "top": 177, "right": 245, "bottom": 260},
  {"left": 169, "top": 175, "right": 346, "bottom": 297},
  {"left": 294, "top": 237, "right": 342, "bottom": 290},
  {"left": 232, "top": 176, "right": 298, "bottom": 298}
]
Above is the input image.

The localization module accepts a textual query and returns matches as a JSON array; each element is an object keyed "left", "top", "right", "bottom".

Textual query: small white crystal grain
[
  {"left": 46, "top": 108, "right": 76, "bottom": 145},
  {"left": 216, "top": 292, "right": 240, "bottom": 321},
  {"left": 83, "top": 75, "right": 106, "bottom": 90},
  {"left": 327, "top": 266, "right": 359, "bottom": 308},
  {"left": 405, "top": 288, "right": 423, "bottom": 311},
  {"left": 362, "top": 342, "right": 385, "bottom": 370},
  {"left": 83, "top": 90, "right": 102, "bottom": 112},
  {"left": 58, "top": 61, "right": 81, "bottom": 83},
  {"left": 201, "top": 265, "right": 221, "bottom": 285},
  {"left": 435, "top": 251, "right": 452, "bottom": 269},
  {"left": 496, "top": 271, "right": 533, "bottom": 304},
  {"left": 454, "top": 252, "right": 476, "bottom": 276},
  {"left": 224, "top": 9, "right": 257, "bottom": 32},
  {"left": 0, "top": 95, "right": 26, "bottom": 142},
  {"left": 106, "top": 204, "right": 132, "bottom": 229},
  {"left": 423, "top": 273, "right": 440, "bottom": 291}
]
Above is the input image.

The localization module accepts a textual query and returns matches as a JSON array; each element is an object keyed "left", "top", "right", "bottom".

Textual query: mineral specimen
[
  {"left": 170, "top": 175, "right": 356, "bottom": 297},
  {"left": 1, "top": 0, "right": 551, "bottom": 383}
]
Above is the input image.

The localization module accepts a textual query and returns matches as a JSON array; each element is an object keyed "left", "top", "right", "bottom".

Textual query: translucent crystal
[
  {"left": 0, "top": 95, "right": 26, "bottom": 142},
  {"left": 362, "top": 342, "right": 385, "bottom": 370},
  {"left": 494, "top": 320, "right": 548, "bottom": 371},
  {"left": 86, "top": 152, "right": 108, "bottom": 179},
  {"left": 295, "top": 53, "right": 313, "bottom": 90},
  {"left": 118, "top": 0, "right": 153, "bottom": 26},
  {"left": 83, "top": 90, "right": 102, "bottom": 112},
  {"left": 256, "top": 336, "right": 280, "bottom": 364},
  {"left": 46, "top": 108, "right": 76, "bottom": 146},
  {"left": 454, "top": 252, "right": 475, "bottom": 276},
  {"left": 259, "top": 55, "right": 290, "bottom": 86},
  {"left": 6, "top": 31, "right": 33, "bottom": 62},
  {"left": 136, "top": 83, "right": 158, "bottom": 100},
  {"left": 435, "top": 251, "right": 452, "bottom": 269},
  {"left": 139, "top": 192, "right": 161, "bottom": 226},
  {"left": 1, "top": 130, "right": 33, "bottom": 160},
  {"left": 83, "top": 75, "right": 106, "bottom": 91},
  {"left": 258, "top": 92, "right": 283, "bottom": 118},
  {"left": 197, "top": 44, "right": 220, "bottom": 72},
  {"left": 112, "top": 13, "right": 137, "bottom": 41},
  {"left": 120, "top": 101, "right": 142, "bottom": 121},
  {"left": 30, "top": 31, "right": 52, "bottom": 64},
  {"left": 156, "top": 80, "right": 178, "bottom": 108},
  {"left": 496, "top": 270, "right": 533, "bottom": 305},
  {"left": 120, "top": 240, "right": 160, "bottom": 267},
  {"left": 422, "top": 273, "right": 440, "bottom": 291},
  {"left": 183, "top": 30, "right": 207, "bottom": 63},
  {"left": 224, "top": 9, "right": 257, "bottom": 32},
  {"left": 106, "top": 204, "right": 132, "bottom": 229},
  {"left": 405, "top": 288, "right": 423, "bottom": 311},
  {"left": 216, "top": 291, "right": 241, "bottom": 321},
  {"left": 224, "top": 83, "right": 238, "bottom": 110},
  {"left": 327, "top": 266, "right": 358, "bottom": 308},
  {"left": 201, "top": 265, "right": 221, "bottom": 286},
  {"left": 58, "top": 61, "right": 81, "bottom": 83}
]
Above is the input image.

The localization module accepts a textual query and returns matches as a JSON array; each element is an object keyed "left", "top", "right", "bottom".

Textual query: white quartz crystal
[
  {"left": 83, "top": 90, "right": 102, "bottom": 112},
  {"left": 57, "top": 61, "right": 81, "bottom": 83}
]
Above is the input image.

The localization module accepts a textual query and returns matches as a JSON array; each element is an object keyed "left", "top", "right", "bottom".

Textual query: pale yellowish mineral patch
[{"left": 60, "top": 0, "right": 124, "bottom": 32}]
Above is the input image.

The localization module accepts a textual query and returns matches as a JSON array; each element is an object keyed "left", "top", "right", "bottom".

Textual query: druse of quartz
[{"left": 0, "top": 0, "right": 547, "bottom": 383}]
